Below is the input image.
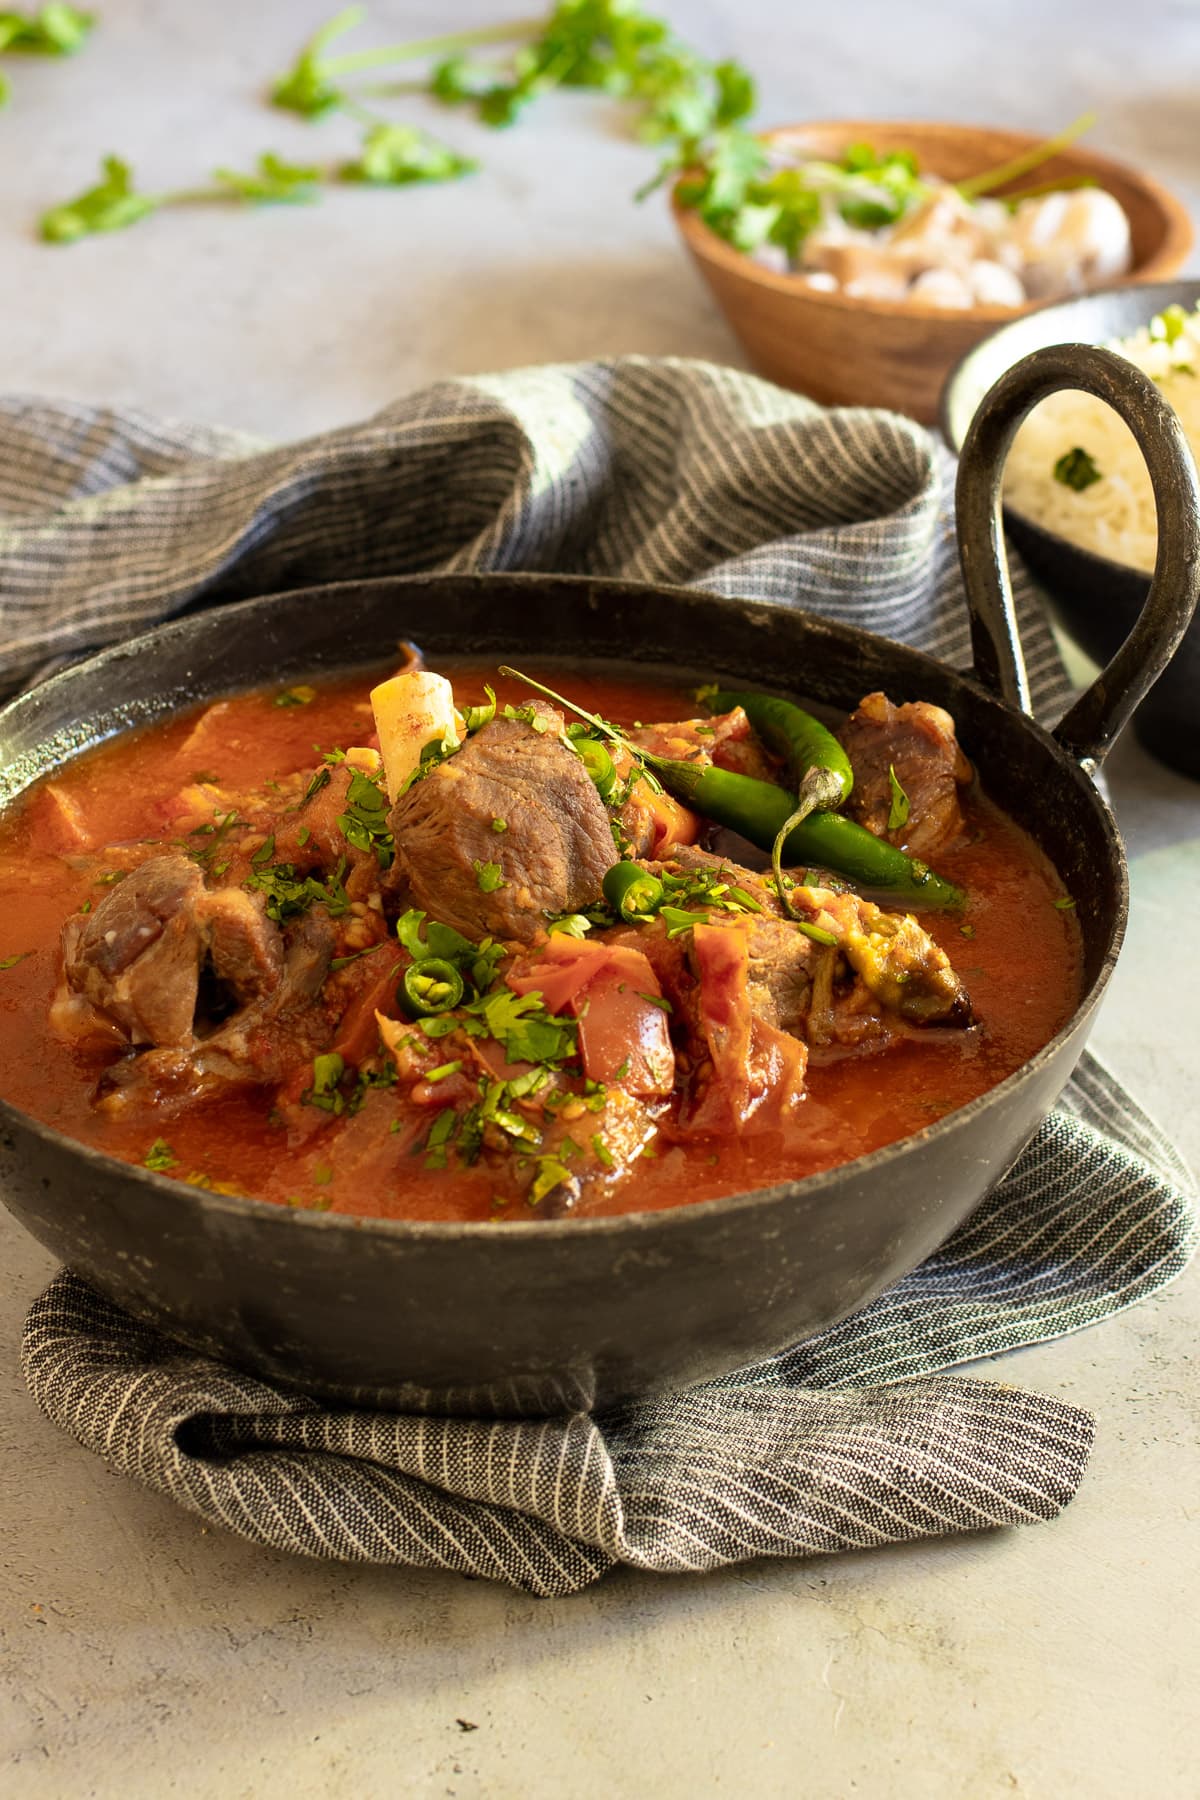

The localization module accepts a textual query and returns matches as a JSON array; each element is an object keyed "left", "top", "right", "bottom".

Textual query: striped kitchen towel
[{"left": 6, "top": 356, "right": 1196, "bottom": 1593}]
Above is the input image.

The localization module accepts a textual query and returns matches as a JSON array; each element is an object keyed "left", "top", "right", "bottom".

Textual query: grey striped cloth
[{"left": 7, "top": 356, "right": 1196, "bottom": 1595}]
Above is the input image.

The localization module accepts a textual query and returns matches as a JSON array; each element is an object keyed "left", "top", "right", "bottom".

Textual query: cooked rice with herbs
[{"left": 1003, "top": 302, "right": 1200, "bottom": 574}]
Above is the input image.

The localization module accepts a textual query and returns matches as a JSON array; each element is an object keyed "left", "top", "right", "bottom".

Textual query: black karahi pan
[{"left": 0, "top": 346, "right": 1196, "bottom": 1415}]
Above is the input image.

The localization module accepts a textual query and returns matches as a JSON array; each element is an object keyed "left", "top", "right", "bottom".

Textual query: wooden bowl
[{"left": 673, "top": 120, "right": 1194, "bottom": 423}]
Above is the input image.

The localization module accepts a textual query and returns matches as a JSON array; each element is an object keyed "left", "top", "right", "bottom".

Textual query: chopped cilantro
[
  {"left": 1053, "top": 446, "right": 1102, "bottom": 492},
  {"left": 274, "top": 685, "right": 316, "bottom": 707},
  {"left": 473, "top": 859, "right": 506, "bottom": 893},
  {"left": 591, "top": 1134, "right": 614, "bottom": 1169},
  {"left": 461, "top": 685, "right": 498, "bottom": 733},
  {"left": 528, "top": 1154, "right": 574, "bottom": 1207},
  {"left": 397, "top": 731, "right": 460, "bottom": 796},
  {"left": 887, "top": 764, "right": 911, "bottom": 832},
  {"left": 185, "top": 807, "right": 240, "bottom": 868},
  {"left": 491, "top": 817, "right": 508, "bottom": 833},
  {"left": 336, "top": 767, "right": 394, "bottom": 868},
  {"left": 660, "top": 904, "right": 710, "bottom": 937},
  {"left": 142, "top": 1138, "right": 177, "bottom": 1171},
  {"left": 424, "top": 1105, "right": 459, "bottom": 1169},
  {"left": 302, "top": 1051, "right": 346, "bottom": 1114},
  {"left": 426, "top": 1059, "right": 464, "bottom": 1082},
  {"left": 245, "top": 858, "right": 349, "bottom": 923},
  {"left": 329, "top": 942, "right": 387, "bottom": 971},
  {"left": 1054, "top": 895, "right": 1077, "bottom": 910},
  {"left": 0, "top": 951, "right": 30, "bottom": 970},
  {"left": 547, "top": 913, "right": 592, "bottom": 938},
  {"left": 464, "top": 986, "right": 578, "bottom": 1066}
]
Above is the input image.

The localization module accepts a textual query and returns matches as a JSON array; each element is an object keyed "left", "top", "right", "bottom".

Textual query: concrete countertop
[{"left": 2, "top": 3, "right": 1197, "bottom": 1795}]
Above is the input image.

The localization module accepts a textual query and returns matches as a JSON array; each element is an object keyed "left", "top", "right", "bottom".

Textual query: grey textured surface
[{"left": 1, "top": 2, "right": 1198, "bottom": 1795}]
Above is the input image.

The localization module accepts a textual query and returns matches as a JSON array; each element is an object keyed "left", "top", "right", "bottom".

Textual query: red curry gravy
[{"left": 0, "top": 666, "right": 1082, "bottom": 1220}]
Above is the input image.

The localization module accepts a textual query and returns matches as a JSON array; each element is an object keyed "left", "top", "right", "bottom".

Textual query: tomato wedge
[{"left": 507, "top": 938, "right": 674, "bottom": 1097}]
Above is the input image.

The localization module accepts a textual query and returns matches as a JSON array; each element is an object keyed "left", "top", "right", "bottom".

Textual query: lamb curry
[{"left": 0, "top": 661, "right": 1082, "bottom": 1220}]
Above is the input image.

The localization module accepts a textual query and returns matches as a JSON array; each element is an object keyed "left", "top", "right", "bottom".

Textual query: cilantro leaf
[
  {"left": 303, "top": 1051, "right": 346, "bottom": 1114},
  {"left": 465, "top": 986, "right": 578, "bottom": 1066},
  {"left": 270, "top": 2, "right": 363, "bottom": 117},
  {"left": 341, "top": 123, "right": 476, "bottom": 186},
  {"left": 473, "top": 859, "right": 505, "bottom": 893},
  {"left": 212, "top": 152, "right": 323, "bottom": 205},
  {"left": 396, "top": 908, "right": 476, "bottom": 966},
  {"left": 142, "top": 1137, "right": 177, "bottom": 1172},
  {"left": 244, "top": 859, "right": 349, "bottom": 923},
  {"left": 336, "top": 767, "right": 394, "bottom": 867},
  {"left": 40, "top": 155, "right": 159, "bottom": 244},
  {"left": 0, "top": 6, "right": 94, "bottom": 56},
  {"left": 1053, "top": 446, "right": 1103, "bottom": 492},
  {"left": 886, "top": 764, "right": 910, "bottom": 832}
]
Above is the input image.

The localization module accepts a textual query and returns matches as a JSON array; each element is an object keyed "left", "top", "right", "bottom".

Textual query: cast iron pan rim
[
  {"left": 939, "top": 277, "right": 1200, "bottom": 587},
  {"left": 0, "top": 571, "right": 1127, "bottom": 1244}
]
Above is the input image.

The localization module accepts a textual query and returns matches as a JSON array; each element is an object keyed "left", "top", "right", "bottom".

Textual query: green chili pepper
[
  {"left": 400, "top": 957, "right": 465, "bottom": 1017},
  {"left": 494, "top": 664, "right": 961, "bottom": 908},
  {"left": 706, "top": 688, "right": 854, "bottom": 807},
  {"left": 576, "top": 736, "right": 617, "bottom": 801},
  {"left": 706, "top": 687, "right": 856, "bottom": 916},
  {"left": 602, "top": 860, "right": 665, "bottom": 921},
  {"left": 643, "top": 759, "right": 964, "bottom": 910}
]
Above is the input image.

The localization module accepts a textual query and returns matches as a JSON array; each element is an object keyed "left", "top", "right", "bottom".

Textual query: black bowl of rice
[{"left": 942, "top": 278, "right": 1200, "bottom": 778}]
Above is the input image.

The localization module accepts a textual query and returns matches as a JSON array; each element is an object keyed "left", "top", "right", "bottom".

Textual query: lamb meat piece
[
  {"left": 193, "top": 887, "right": 283, "bottom": 1009},
  {"left": 94, "top": 909, "right": 338, "bottom": 1116},
  {"left": 63, "top": 855, "right": 291, "bottom": 1049},
  {"left": 838, "top": 691, "right": 973, "bottom": 858},
  {"left": 743, "top": 914, "right": 822, "bottom": 1034},
  {"left": 271, "top": 764, "right": 362, "bottom": 874},
  {"left": 64, "top": 856, "right": 207, "bottom": 1046},
  {"left": 388, "top": 710, "right": 617, "bottom": 944}
]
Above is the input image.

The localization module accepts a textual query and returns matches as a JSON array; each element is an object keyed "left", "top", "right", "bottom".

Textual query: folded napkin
[{"left": 5, "top": 357, "right": 1196, "bottom": 1595}]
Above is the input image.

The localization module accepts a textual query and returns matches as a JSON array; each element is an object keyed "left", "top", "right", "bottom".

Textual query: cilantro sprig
[
  {"left": 270, "top": 5, "right": 538, "bottom": 120},
  {"left": 40, "top": 152, "right": 327, "bottom": 243},
  {"left": 40, "top": 132, "right": 475, "bottom": 244},
  {"left": 270, "top": 2, "right": 753, "bottom": 148}
]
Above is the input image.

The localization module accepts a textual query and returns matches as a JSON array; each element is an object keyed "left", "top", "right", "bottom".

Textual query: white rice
[{"left": 1002, "top": 303, "right": 1200, "bottom": 574}]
